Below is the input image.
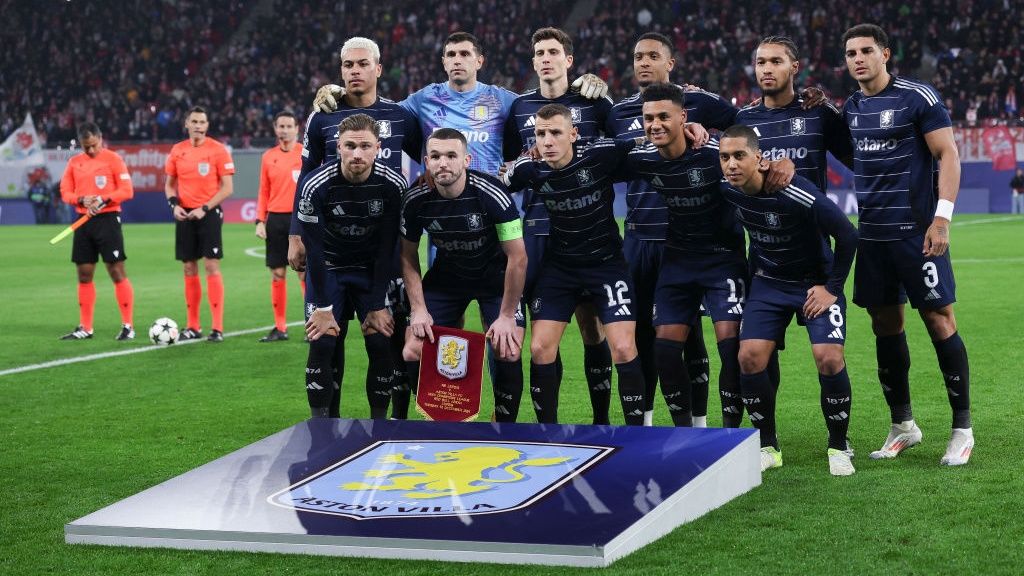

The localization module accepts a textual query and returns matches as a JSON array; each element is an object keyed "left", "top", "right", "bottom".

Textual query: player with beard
[{"left": 297, "top": 114, "right": 404, "bottom": 420}]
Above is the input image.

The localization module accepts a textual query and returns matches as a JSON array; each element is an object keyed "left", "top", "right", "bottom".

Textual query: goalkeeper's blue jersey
[{"left": 401, "top": 82, "right": 518, "bottom": 176}]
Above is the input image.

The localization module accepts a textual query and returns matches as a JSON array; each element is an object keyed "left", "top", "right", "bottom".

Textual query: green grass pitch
[{"left": 1, "top": 216, "right": 1022, "bottom": 575}]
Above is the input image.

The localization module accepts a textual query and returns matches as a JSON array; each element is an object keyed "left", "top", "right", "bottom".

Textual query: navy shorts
[
  {"left": 740, "top": 276, "right": 846, "bottom": 345},
  {"left": 422, "top": 269, "right": 525, "bottom": 329},
  {"left": 305, "top": 270, "right": 377, "bottom": 324},
  {"left": 523, "top": 231, "right": 549, "bottom": 300},
  {"left": 853, "top": 235, "right": 957, "bottom": 309},
  {"left": 529, "top": 257, "right": 636, "bottom": 324},
  {"left": 624, "top": 236, "right": 664, "bottom": 324},
  {"left": 71, "top": 212, "right": 126, "bottom": 264},
  {"left": 653, "top": 248, "right": 748, "bottom": 326},
  {"left": 175, "top": 206, "right": 224, "bottom": 261}
]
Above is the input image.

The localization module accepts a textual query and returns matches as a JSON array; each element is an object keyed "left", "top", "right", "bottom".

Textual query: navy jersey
[
  {"left": 735, "top": 97, "right": 852, "bottom": 191},
  {"left": 503, "top": 90, "right": 613, "bottom": 236},
  {"left": 296, "top": 161, "right": 405, "bottom": 310},
  {"left": 504, "top": 139, "right": 630, "bottom": 265},
  {"left": 721, "top": 175, "right": 858, "bottom": 295},
  {"left": 624, "top": 138, "right": 744, "bottom": 254},
  {"left": 291, "top": 98, "right": 422, "bottom": 235},
  {"left": 843, "top": 76, "right": 952, "bottom": 241},
  {"left": 608, "top": 87, "right": 738, "bottom": 241},
  {"left": 401, "top": 170, "right": 519, "bottom": 281}
]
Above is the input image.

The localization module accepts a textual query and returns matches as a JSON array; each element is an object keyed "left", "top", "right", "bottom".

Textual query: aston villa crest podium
[{"left": 67, "top": 419, "right": 760, "bottom": 567}]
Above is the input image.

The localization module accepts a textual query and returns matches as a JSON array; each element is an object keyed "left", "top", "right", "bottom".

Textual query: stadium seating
[{"left": 3, "top": 0, "right": 1020, "bottom": 145}]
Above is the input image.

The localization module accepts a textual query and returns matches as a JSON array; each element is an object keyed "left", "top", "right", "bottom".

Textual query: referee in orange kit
[
  {"left": 164, "top": 106, "right": 235, "bottom": 342},
  {"left": 59, "top": 122, "right": 136, "bottom": 340},
  {"left": 255, "top": 111, "right": 305, "bottom": 342}
]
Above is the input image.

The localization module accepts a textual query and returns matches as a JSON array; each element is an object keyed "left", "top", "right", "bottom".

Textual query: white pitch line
[
  {"left": 244, "top": 246, "right": 266, "bottom": 258},
  {"left": 954, "top": 216, "right": 1022, "bottom": 226},
  {"left": 952, "top": 257, "right": 1024, "bottom": 264},
  {"left": 0, "top": 321, "right": 304, "bottom": 378}
]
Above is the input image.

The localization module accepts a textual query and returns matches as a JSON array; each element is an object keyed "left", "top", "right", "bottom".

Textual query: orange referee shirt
[
  {"left": 60, "top": 148, "right": 134, "bottom": 214},
  {"left": 165, "top": 137, "right": 235, "bottom": 208},
  {"left": 257, "top": 143, "right": 303, "bottom": 222}
]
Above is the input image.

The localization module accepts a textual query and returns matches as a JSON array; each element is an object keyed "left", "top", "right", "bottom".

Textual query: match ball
[{"left": 149, "top": 317, "right": 179, "bottom": 346}]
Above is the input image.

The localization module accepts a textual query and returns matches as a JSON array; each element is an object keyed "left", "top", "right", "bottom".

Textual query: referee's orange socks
[
  {"left": 113, "top": 278, "right": 134, "bottom": 327},
  {"left": 184, "top": 275, "right": 202, "bottom": 330},
  {"left": 271, "top": 278, "right": 287, "bottom": 332},
  {"left": 207, "top": 274, "right": 224, "bottom": 332},
  {"left": 78, "top": 281, "right": 96, "bottom": 332}
]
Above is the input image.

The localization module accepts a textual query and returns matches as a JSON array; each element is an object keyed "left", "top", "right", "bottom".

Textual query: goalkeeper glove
[
  {"left": 313, "top": 84, "right": 345, "bottom": 113},
  {"left": 571, "top": 74, "right": 609, "bottom": 100}
]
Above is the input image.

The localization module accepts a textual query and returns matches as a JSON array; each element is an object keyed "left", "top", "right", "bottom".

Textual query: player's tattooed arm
[
  {"left": 685, "top": 122, "right": 710, "bottom": 148},
  {"left": 400, "top": 238, "right": 435, "bottom": 343},
  {"left": 799, "top": 86, "right": 827, "bottom": 109},
  {"left": 803, "top": 285, "right": 838, "bottom": 319},
  {"left": 923, "top": 127, "right": 960, "bottom": 256}
]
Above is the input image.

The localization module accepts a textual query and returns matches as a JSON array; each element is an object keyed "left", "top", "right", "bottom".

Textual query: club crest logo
[
  {"left": 790, "top": 118, "right": 806, "bottom": 135},
  {"left": 197, "top": 162, "right": 210, "bottom": 177},
  {"left": 268, "top": 440, "right": 614, "bottom": 520},
  {"left": 466, "top": 213, "right": 483, "bottom": 230},
  {"left": 880, "top": 110, "right": 895, "bottom": 129},
  {"left": 577, "top": 168, "right": 593, "bottom": 186},
  {"left": 368, "top": 199, "right": 384, "bottom": 216},
  {"left": 472, "top": 105, "right": 490, "bottom": 121},
  {"left": 570, "top": 107, "right": 582, "bottom": 124},
  {"left": 94, "top": 175, "right": 107, "bottom": 189},
  {"left": 292, "top": 169, "right": 301, "bottom": 183},
  {"left": 766, "top": 212, "right": 781, "bottom": 228},
  {"left": 376, "top": 120, "right": 392, "bottom": 139},
  {"left": 688, "top": 168, "right": 703, "bottom": 186},
  {"left": 437, "top": 335, "right": 468, "bottom": 379}
]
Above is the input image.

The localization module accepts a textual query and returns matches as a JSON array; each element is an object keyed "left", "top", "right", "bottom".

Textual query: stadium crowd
[{"left": 2, "top": 0, "right": 1021, "bottom": 145}]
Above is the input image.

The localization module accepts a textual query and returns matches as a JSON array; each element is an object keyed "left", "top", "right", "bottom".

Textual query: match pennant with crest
[{"left": 416, "top": 326, "right": 486, "bottom": 422}]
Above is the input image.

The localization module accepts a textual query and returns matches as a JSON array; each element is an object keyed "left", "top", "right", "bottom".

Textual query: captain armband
[{"left": 496, "top": 219, "right": 523, "bottom": 241}]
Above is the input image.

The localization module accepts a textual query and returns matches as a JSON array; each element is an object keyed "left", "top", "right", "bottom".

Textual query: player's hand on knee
[
  {"left": 287, "top": 235, "right": 306, "bottom": 272},
  {"left": 923, "top": 218, "right": 950, "bottom": 257},
  {"left": 410, "top": 309, "right": 435, "bottom": 343},
  {"left": 486, "top": 315, "right": 522, "bottom": 360},
  {"left": 762, "top": 157, "right": 795, "bottom": 192},
  {"left": 799, "top": 86, "right": 828, "bottom": 109},
  {"left": 313, "top": 84, "right": 344, "bottom": 113},
  {"left": 684, "top": 122, "right": 710, "bottom": 149},
  {"left": 803, "top": 285, "right": 838, "bottom": 319},
  {"left": 363, "top": 309, "right": 395, "bottom": 337},
  {"left": 255, "top": 221, "right": 267, "bottom": 239},
  {"left": 305, "top": 309, "right": 340, "bottom": 341},
  {"left": 571, "top": 74, "right": 608, "bottom": 100}
]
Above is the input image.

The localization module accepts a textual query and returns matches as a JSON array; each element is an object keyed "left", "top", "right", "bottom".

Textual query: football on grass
[{"left": 149, "top": 317, "right": 179, "bottom": 345}]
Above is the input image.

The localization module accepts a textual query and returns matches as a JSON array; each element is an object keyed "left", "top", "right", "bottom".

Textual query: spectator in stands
[{"left": 1011, "top": 167, "right": 1024, "bottom": 215}]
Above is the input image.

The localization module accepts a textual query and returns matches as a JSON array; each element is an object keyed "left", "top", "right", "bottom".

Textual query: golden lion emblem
[
  {"left": 341, "top": 447, "right": 570, "bottom": 499},
  {"left": 440, "top": 338, "right": 465, "bottom": 369}
]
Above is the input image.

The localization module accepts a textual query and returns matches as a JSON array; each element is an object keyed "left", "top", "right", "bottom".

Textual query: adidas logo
[
  {"left": 524, "top": 115, "right": 536, "bottom": 128},
  {"left": 752, "top": 126, "right": 762, "bottom": 136},
  {"left": 946, "top": 386, "right": 960, "bottom": 398},
  {"left": 748, "top": 411, "right": 764, "bottom": 422},
  {"left": 628, "top": 118, "right": 643, "bottom": 131},
  {"left": 828, "top": 328, "right": 844, "bottom": 340},
  {"left": 613, "top": 305, "right": 631, "bottom": 317},
  {"left": 306, "top": 381, "right": 324, "bottom": 390},
  {"left": 924, "top": 288, "right": 941, "bottom": 301},
  {"left": 828, "top": 411, "right": 850, "bottom": 421},
  {"left": 540, "top": 182, "right": 554, "bottom": 193},
  {"left": 332, "top": 205, "right": 345, "bottom": 216},
  {"left": 728, "top": 303, "right": 744, "bottom": 315},
  {"left": 427, "top": 220, "right": 443, "bottom": 232},
  {"left": 851, "top": 116, "right": 859, "bottom": 127},
  {"left": 651, "top": 176, "right": 664, "bottom": 187}
]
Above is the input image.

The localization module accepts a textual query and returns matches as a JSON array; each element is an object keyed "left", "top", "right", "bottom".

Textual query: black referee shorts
[
  {"left": 71, "top": 212, "right": 127, "bottom": 264},
  {"left": 264, "top": 212, "right": 291, "bottom": 268},
  {"left": 175, "top": 206, "right": 224, "bottom": 261}
]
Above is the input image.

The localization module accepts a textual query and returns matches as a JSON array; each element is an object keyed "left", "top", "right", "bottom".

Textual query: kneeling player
[
  {"left": 719, "top": 125, "right": 858, "bottom": 476},
  {"left": 298, "top": 114, "right": 403, "bottom": 419},
  {"left": 401, "top": 129, "right": 527, "bottom": 422},
  {"left": 504, "top": 104, "right": 645, "bottom": 425}
]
